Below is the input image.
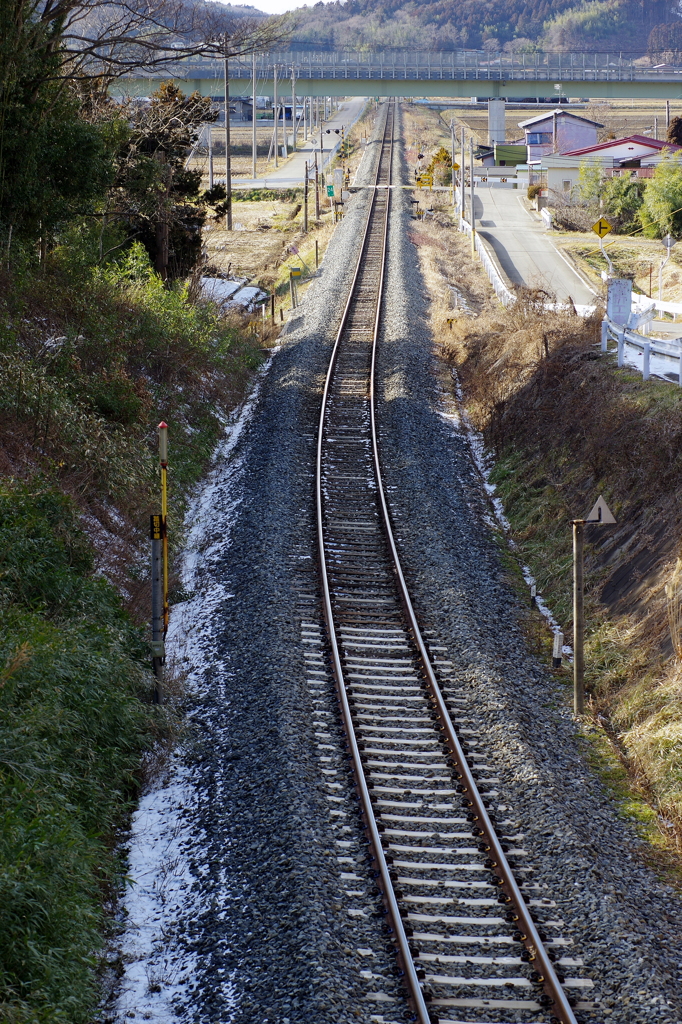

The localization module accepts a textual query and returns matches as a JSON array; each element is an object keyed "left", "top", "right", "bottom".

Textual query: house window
[
  {"left": 527, "top": 132, "right": 553, "bottom": 145},
  {"left": 562, "top": 179, "right": 572, "bottom": 192}
]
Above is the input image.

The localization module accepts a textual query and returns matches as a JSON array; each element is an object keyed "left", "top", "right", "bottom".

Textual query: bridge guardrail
[
  {"left": 603, "top": 317, "right": 682, "bottom": 385},
  {"left": 167, "top": 49, "right": 682, "bottom": 84}
]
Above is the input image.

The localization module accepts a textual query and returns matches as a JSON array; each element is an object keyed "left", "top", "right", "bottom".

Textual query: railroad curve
[{"left": 315, "top": 100, "right": 594, "bottom": 1024}]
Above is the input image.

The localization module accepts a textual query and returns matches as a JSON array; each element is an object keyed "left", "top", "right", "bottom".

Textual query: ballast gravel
[
  {"left": 114, "top": 101, "right": 682, "bottom": 1024},
  {"left": 374, "top": 106, "right": 682, "bottom": 1023},
  {"left": 114, "top": 108, "right": 410, "bottom": 1024}
]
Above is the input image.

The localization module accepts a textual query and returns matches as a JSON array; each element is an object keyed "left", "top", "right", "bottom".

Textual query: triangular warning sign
[{"left": 586, "top": 495, "right": 616, "bottom": 524}]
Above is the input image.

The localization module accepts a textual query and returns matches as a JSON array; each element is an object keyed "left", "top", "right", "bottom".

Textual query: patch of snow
[
  {"left": 441, "top": 369, "right": 571, "bottom": 656},
  {"left": 112, "top": 345, "right": 280, "bottom": 1022},
  {"left": 201, "top": 277, "right": 268, "bottom": 312}
]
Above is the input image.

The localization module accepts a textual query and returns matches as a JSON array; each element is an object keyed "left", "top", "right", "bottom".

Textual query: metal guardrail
[
  {"left": 171, "top": 49, "right": 682, "bottom": 84},
  {"left": 459, "top": 214, "right": 516, "bottom": 306},
  {"left": 603, "top": 317, "right": 682, "bottom": 385}
]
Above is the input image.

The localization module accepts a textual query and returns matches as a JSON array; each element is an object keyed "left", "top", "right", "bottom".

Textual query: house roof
[
  {"left": 562, "top": 134, "right": 682, "bottom": 157},
  {"left": 518, "top": 109, "right": 604, "bottom": 130}
]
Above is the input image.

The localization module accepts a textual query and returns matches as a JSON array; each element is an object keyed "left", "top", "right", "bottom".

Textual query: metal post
[
  {"left": 304, "top": 160, "right": 309, "bottom": 233},
  {"left": 304, "top": 93, "right": 308, "bottom": 141},
  {"left": 617, "top": 329, "right": 625, "bottom": 366},
  {"left": 271, "top": 291, "right": 275, "bottom": 319},
  {"left": 601, "top": 319, "right": 608, "bottom": 352},
  {"left": 289, "top": 271, "right": 296, "bottom": 309},
  {"left": 315, "top": 238, "right": 319, "bottom": 268},
  {"left": 450, "top": 119, "right": 455, "bottom": 207},
  {"left": 470, "top": 137, "right": 476, "bottom": 257},
  {"left": 667, "top": 99, "right": 671, "bottom": 128},
  {"left": 643, "top": 341, "right": 651, "bottom": 380},
  {"left": 223, "top": 50, "right": 232, "bottom": 230},
  {"left": 291, "top": 69, "right": 296, "bottom": 152},
  {"left": 282, "top": 92, "right": 288, "bottom": 158},
  {"left": 572, "top": 520, "right": 585, "bottom": 715},
  {"left": 150, "top": 516, "right": 164, "bottom": 704},
  {"left": 252, "top": 50, "right": 257, "bottom": 179},
  {"left": 273, "top": 65, "right": 278, "bottom": 168},
  {"left": 158, "top": 422, "right": 169, "bottom": 640},
  {"left": 314, "top": 151, "right": 320, "bottom": 220},
  {"left": 460, "top": 126, "right": 465, "bottom": 223}
]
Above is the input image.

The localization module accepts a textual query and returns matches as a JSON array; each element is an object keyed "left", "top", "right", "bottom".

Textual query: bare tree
[{"left": 8, "top": 0, "right": 290, "bottom": 89}]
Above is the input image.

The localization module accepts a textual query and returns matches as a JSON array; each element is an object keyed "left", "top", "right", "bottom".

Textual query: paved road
[
  {"left": 233, "top": 96, "right": 368, "bottom": 188},
  {"left": 472, "top": 187, "right": 597, "bottom": 307}
]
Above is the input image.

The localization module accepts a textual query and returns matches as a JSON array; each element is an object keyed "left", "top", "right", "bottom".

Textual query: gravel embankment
[
  {"left": 114, "top": 106, "right": 412, "bottom": 1024},
  {"left": 375, "top": 105, "right": 682, "bottom": 1023},
  {"left": 115, "top": 99, "right": 682, "bottom": 1024}
]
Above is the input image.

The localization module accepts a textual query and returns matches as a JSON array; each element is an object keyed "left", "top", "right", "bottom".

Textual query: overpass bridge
[{"left": 114, "top": 49, "right": 682, "bottom": 101}]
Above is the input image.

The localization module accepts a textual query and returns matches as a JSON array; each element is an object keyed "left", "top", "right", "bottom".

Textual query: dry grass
[{"left": 408, "top": 190, "right": 682, "bottom": 864}]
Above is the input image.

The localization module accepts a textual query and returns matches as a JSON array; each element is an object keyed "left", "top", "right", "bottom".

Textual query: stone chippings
[
  {"left": 169, "top": 110, "right": 408, "bottom": 1024},
  {"left": 374, "top": 107, "right": 682, "bottom": 1023}
]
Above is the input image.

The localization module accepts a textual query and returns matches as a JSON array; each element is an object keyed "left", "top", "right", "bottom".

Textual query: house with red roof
[{"left": 529, "top": 135, "right": 682, "bottom": 195}]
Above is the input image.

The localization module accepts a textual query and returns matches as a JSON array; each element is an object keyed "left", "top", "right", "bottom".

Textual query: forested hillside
[{"left": 287, "top": 0, "right": 675, "bottom": 54}]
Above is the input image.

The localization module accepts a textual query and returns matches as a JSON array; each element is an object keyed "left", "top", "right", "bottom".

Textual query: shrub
[
  {"left": 0, "top": 481, "right": 154, "bottom": 1023},
  {"left": 527, "top": 184, "right": 542, "bottom": 201}
]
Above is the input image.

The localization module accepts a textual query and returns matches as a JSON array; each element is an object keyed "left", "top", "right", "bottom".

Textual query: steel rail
[
  {"left": 316, "top": 99, "right": 580, "bottom": 1024},
  {"left": 367, "top": 220, "right": 580, "bottom": 1024},
  {"left": 315, "top": 101, "right": 434, "bottom": 1024}
]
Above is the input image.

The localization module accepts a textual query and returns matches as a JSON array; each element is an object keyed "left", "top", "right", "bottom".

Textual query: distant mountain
[{"left": 283, "top": 0, "right": 676, "bottom": 54}]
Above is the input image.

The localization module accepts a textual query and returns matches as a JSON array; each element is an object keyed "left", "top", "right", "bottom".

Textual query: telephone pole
[
  {"left": 223, "top": 43, "right": 232, "bottom": 230},
  {"left": 252, "top": 51, "right": 257, "bottom": 179}
]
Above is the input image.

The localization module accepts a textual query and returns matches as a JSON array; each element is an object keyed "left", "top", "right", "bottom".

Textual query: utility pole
[
  {"left": 252, "top": 51, "right": 257, "bottom": 179},
  {"left": 304, "top": 160, "right": 309, "bottom": 232},
  {"left": 314, "top": 151, "right": 320, "bottom": 220},
  {"left": 208, "top": 123, "right": 213, "bottom": 190},
  {"left": 450, "top": 119, "right": 455, "bottom": 207},
  {"left": 469, "top": 136, "right": 476, "bottom": 257},
  {"left": 460, "top": 126, "right": 465, "bottom": 223},
  {"left": 273, "top": 64, "right": 278, "bottom": 168},
  {"left": 223, "top": 44, "right": 232, "bottom": 230},
  {"left": 291, "top": 68, "right": 296, "bottom": 152}
]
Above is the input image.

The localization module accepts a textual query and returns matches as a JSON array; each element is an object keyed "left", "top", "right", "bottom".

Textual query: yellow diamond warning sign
[{"left": 592, "top": 217, "right": 612, "bottom": 238}]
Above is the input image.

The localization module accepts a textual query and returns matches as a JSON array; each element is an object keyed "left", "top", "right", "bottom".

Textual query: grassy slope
[
  {"left": 0, "top": 240, "right": 264, "bottom": 1023},
  {"left": 450, "top": 303, "right": 682, "bottom": 855},
  {"left": 399, "top": 110, "right": 682, "bottom": 864}
]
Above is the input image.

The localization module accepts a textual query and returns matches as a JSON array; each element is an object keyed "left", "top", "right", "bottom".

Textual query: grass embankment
[
  {"left": 409, "top": 207, "right": 682, "bottom": 866},
  {"left": 0, "top": 238, "right": 265, "bottom": 1022}
]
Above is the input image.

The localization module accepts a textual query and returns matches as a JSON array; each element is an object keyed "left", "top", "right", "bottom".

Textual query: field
[{"left": 438, "top": 97, "right": 682, "bottom": 145}]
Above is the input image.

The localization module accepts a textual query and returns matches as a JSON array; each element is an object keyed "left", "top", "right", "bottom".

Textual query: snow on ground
[
  {"left": 440, "top": 369, "right": 571, "bottom": 656},
  {"left": 112, "top": 350, "right": 278, "bottom": 1023}
]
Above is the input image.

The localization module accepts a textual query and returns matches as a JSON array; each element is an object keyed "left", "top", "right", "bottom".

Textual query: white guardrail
[
  {"left": 458, "top": 209, "right": 682, "bottom": 384},
  {"left": 459, "top": 215, "right": 515, "bottom": 307},
  {"left": 602, "top": 317, "right": 682, "bottom": 386}
]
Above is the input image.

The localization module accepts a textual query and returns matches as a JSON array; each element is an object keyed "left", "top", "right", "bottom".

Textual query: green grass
[
  {"left": 0, "top": 483, "right": 156, "bottom": 1023},
  {"left": 0, "top": 237, "right": 265, "bottom": 1022}
]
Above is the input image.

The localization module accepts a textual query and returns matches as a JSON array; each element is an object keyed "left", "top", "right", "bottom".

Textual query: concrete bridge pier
[{"left": 488, "top": 99, "right": 506, "bottom": 145}]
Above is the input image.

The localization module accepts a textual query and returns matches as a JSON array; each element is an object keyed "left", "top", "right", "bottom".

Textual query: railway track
[{"left": 313, "top": 101, "right": 598, "bottom": 1024}]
